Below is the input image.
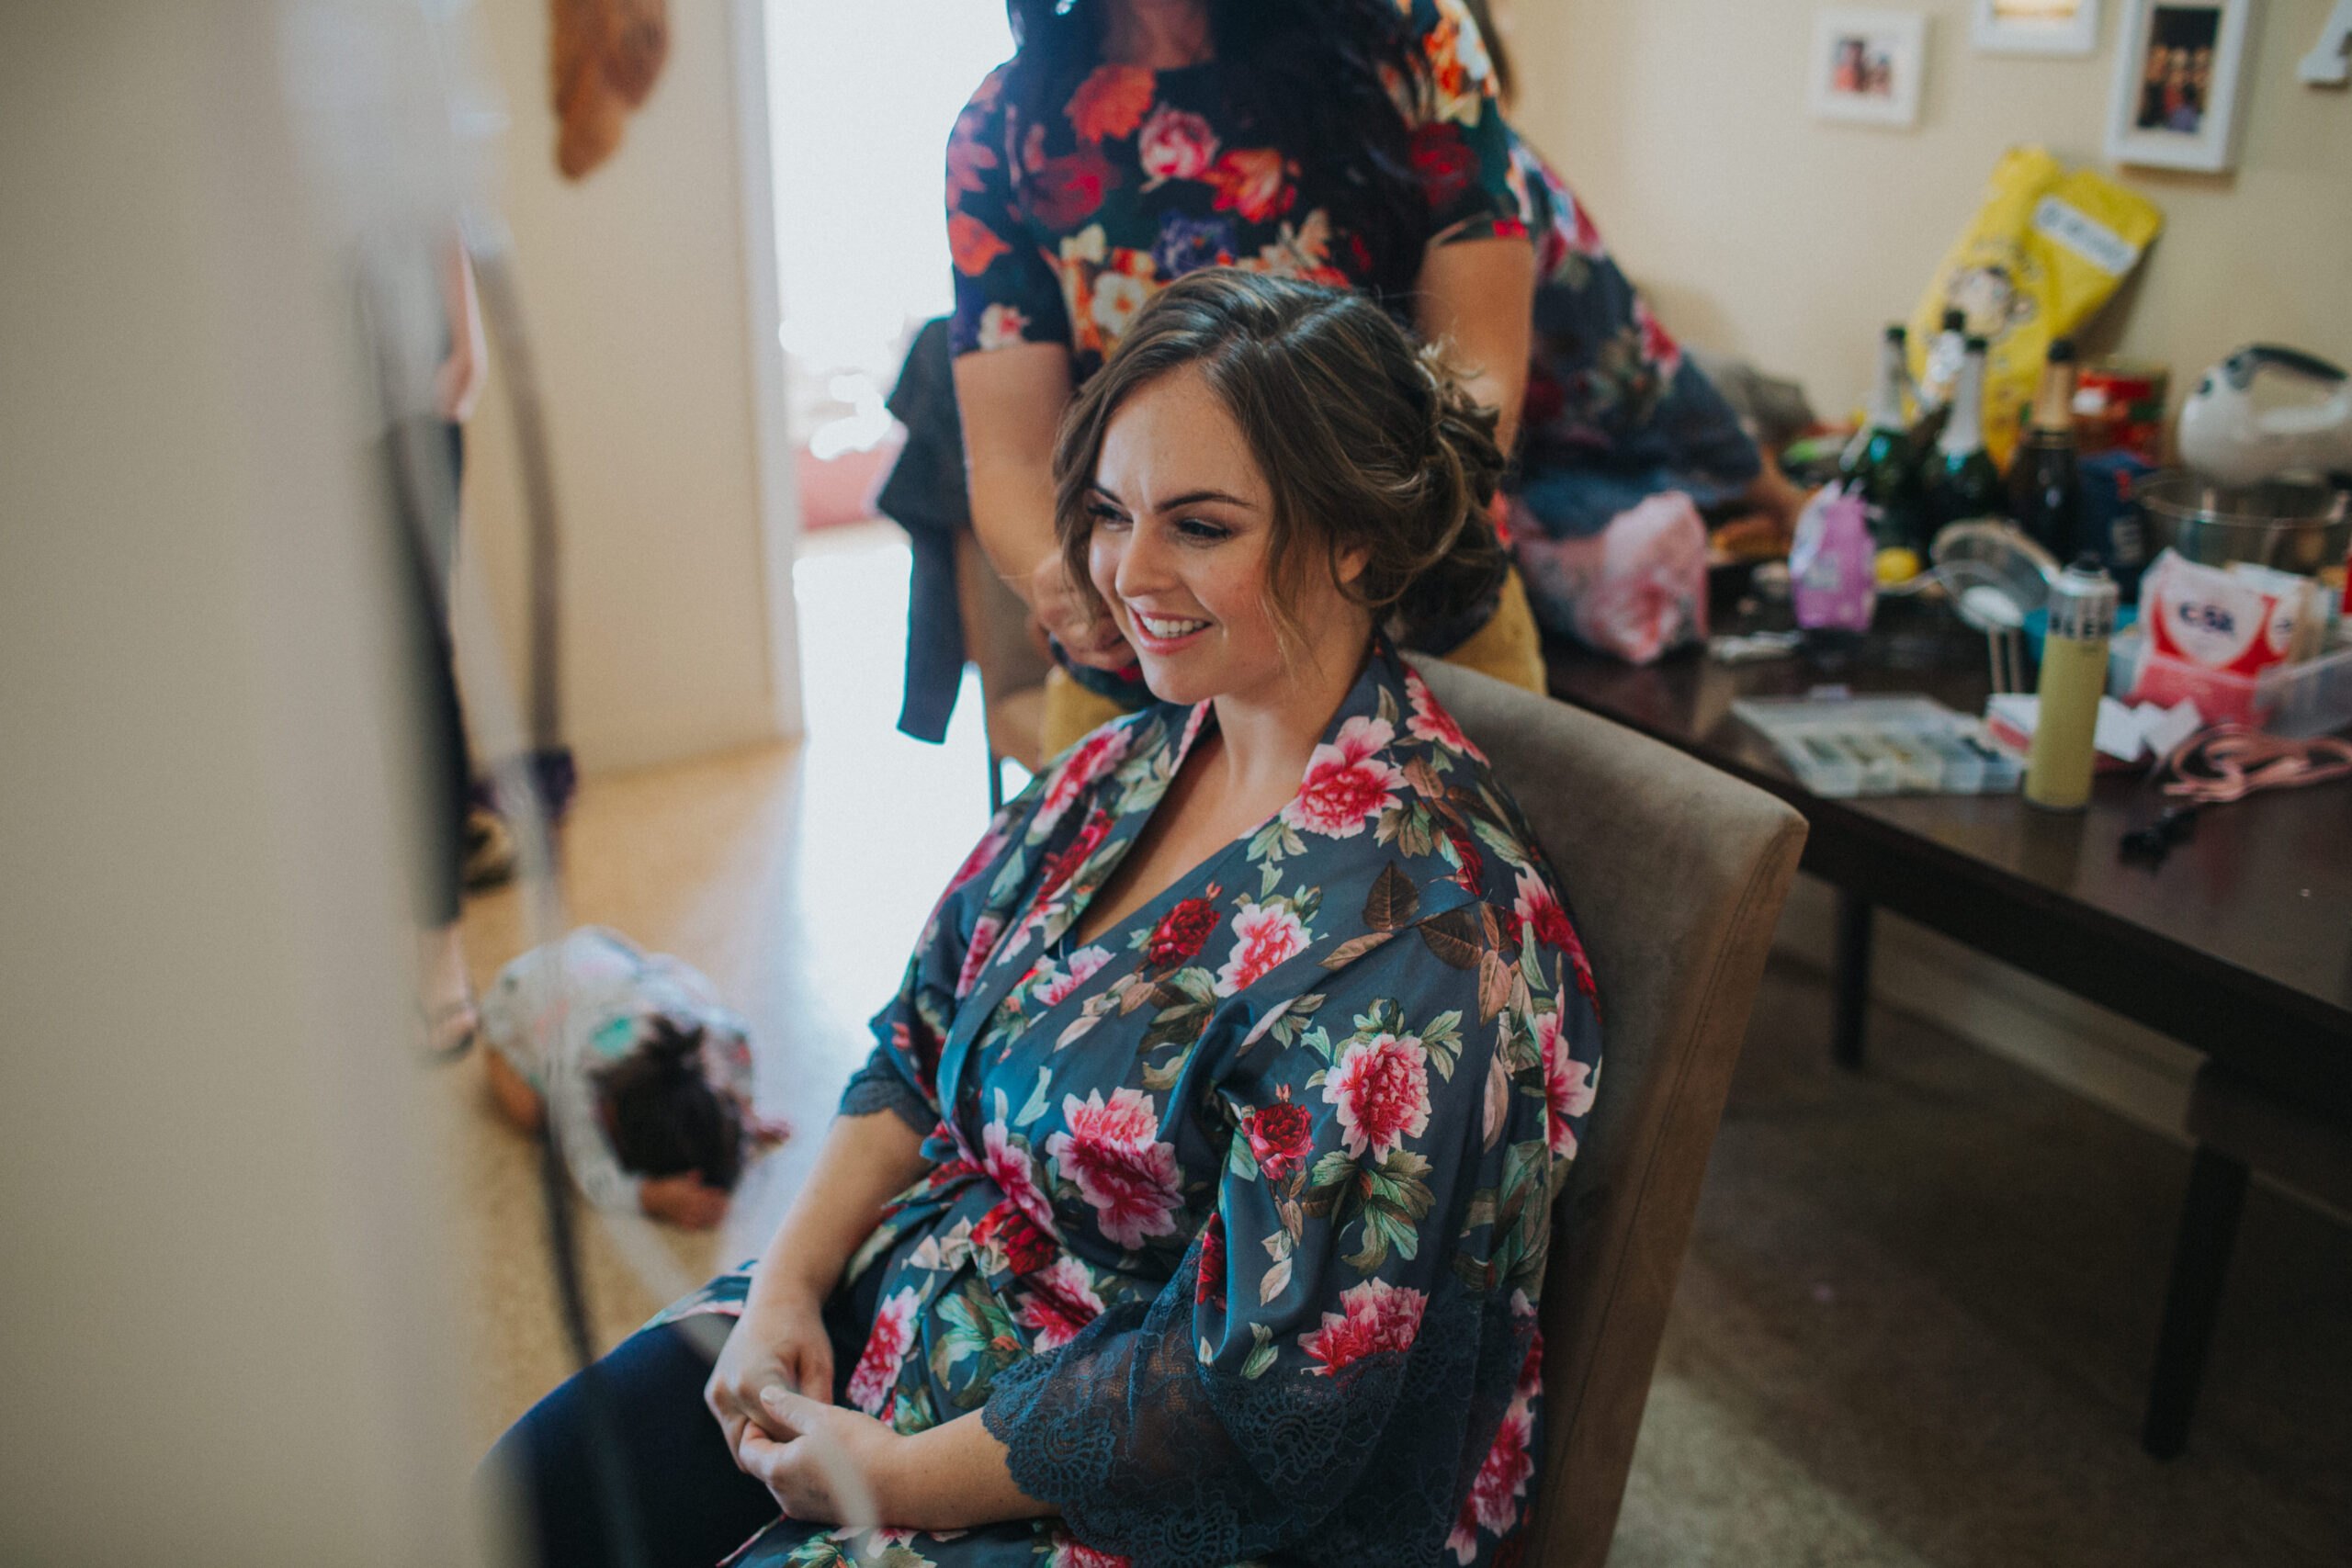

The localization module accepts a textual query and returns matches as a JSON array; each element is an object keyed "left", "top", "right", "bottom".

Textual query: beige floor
[
  {"left": 446, "top": 525, "right": 2349, "bottom": 1561},
  {"left": 445, "top": 525, "right": 1006, "bottom": 1451}
]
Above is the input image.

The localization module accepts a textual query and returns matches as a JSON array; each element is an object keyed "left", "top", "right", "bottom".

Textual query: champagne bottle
[
  {"left": 1927, "top": 336, "right": 2002, "bottom": 533},
  {"left": 1917, "top": 308, "right": 1968, "bottom": 415},
  {"left": 1841, "top": 325, "right": 1926, "bottom": 550},
  {"left": 2006, "top": 337, "right": 2084, "bottom": 561}
]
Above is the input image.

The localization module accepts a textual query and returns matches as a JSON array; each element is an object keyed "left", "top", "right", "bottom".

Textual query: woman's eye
[
  {"left": 1088, "top": 503, "right": 1130, "bottom": 530},
  {"left": 1175, "top": 516, "right": 1230, "bottom": 543}
]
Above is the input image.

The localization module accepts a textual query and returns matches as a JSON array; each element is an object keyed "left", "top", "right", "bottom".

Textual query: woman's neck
[
  {"left": 1204, "top": 631, "right": 1373, "bottom": 817},
  {"left": 1102, "top": 0, "right": 1213, "bottom": 70}
]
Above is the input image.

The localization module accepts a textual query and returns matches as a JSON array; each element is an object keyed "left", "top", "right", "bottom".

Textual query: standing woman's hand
[
  {"left": 1028, "top": 553, "right": 1135, "bottom": 670},
  {"left": 705, "top": 1273, "right": 835, "bottom": 1467}
]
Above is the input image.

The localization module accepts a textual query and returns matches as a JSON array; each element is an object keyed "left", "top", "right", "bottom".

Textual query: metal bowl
[
  {"left": 1928, "top": 519, "right": 2062, "bottom": 632},
  {"left": 2137, "top": 468, "right": 2351, "bottom": 572}
]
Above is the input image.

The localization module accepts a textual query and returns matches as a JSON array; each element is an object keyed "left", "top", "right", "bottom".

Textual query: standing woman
[{"left": 949, "top": 0, "right": 1543, "bottom": 754}]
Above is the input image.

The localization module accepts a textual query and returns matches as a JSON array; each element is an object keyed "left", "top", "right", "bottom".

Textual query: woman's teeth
[{"left": 1136, "top": 612, "right": 1209, "bottom": 639}]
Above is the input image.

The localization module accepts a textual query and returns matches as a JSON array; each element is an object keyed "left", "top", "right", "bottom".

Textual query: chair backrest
[
  {"left": 953, "top": 532, "right": 1051, "bottom": 706},
  {"left": 1405, "top": 655, "right": 1807, "bottom": 1568}
]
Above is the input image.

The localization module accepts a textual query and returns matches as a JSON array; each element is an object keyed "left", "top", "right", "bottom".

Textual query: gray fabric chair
[{"left": 1406, "top": 655, "right": 1808, "bottom": 1568}]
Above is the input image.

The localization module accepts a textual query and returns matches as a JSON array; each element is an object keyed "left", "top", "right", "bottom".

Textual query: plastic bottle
[{"left": 2025, "top": 558, "right": 2118, "bottom": 811}]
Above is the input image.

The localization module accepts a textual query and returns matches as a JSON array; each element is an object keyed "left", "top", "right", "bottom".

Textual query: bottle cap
[
  {"left": 1963, "top": 335, "right": 1989, "bottom": 353},
  {"left": 2047, "top": 338, "right": 2076, "bottom": 363},
  {"left": 1885, "top": 323, "right": 1907, "bottom": 343},
  {"left": 1942, "top": 309, "right": 1965, "bottom": 331},
  {"left": 2047, "top": 558, "right": 2118, "bottom": 640}
]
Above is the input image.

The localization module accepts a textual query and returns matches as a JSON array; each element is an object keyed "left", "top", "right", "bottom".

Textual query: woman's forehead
[{"left": 1096, "top": 367, "right": 1268, "bottom": 511}]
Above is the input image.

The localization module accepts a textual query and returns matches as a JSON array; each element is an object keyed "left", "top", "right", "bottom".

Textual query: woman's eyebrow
[{"left": 1153, "top": 489, "right": 1257, "bottom": 513}]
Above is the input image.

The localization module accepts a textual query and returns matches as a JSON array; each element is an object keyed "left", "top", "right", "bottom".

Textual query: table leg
[
  {"left": 1833, "top": 892, "right": 1873, "bottom": 1071},
  {"left": 2142, "top": 1143, "right": 2250, "bottom": 1460}
]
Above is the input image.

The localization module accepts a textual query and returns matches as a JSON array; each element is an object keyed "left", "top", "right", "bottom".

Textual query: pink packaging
[
  {"left": 1789, "top": 483, "right": 1877, "bottom": 634},
  {"left": 2142, "top": 548, "right": 2307, "bottom": 677}
]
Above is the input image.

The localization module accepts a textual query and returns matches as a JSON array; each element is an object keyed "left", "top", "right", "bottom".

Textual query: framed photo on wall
[
  {"left": 1810, "top": 8, "right": 1931, "bottom": 127},
  {"left": 2105, "top": 0, "right": 2256, "bottom": 171},
  {"left": 1973, "top": 0, "right": 2100, "bottom": 54}
]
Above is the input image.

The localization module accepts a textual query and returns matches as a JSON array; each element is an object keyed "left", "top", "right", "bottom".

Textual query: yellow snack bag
[{"left": 1908, "top": 147, "right": 2163, "bottom": 468}]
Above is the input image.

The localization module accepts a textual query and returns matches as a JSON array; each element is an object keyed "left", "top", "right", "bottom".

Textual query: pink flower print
[
  {"left": 1046, "top": 1088, "right": 1183, "bottom": 1249},
  {"left": 1445, "top": 1511, "right": 1481, "bottom": 1565},
  {"left": 1088, "top": 262, "right": 1154, "bottom": 343},
  {"left": 942, "top": 824, "right": 1009, "bottom": 901},
  {"left": 1515, "top": 1323, "right": 1545, "bottom": 1404},
  {"left": 1046, "top": 1530, "right": 1132, "bottom": 1568},
  {"left": 1137, "top": 104, "right": 1219, "bottom": 184},
  {"left": 1281, "top": 716, "right": 1404, "bottom": 839},
  {"left": 1032, "top": 945, "right": 1112, "bottom": 1009},
  {"left": 976, "top": 303, "right": 1031, "bottom": 352},
  {"left": 1036, "top": 726, "right": 1129, "bottom": 836},
  {"left": 1513, "top": 868, "right": 1596, "bottom": 1000},
  {"left": 1535, "top": 1008, "right": 1598, "bottom": 1159},
  {"left": 982, "top": 1117, "right": 1060, "bottom": 1238},
  {"left": 956, "top": 914, "right": 1006, "bottom": 999},
  {"left": 847, "top": 1286, "right": 920, "bottom": 1416},
  {"left": 1466, "top": 1404, "right": 1535, "bottom": 1535},
  {"left": 1015, "top": 1256, "right": 1105, "bottom": 1352},
  {"left": 1405, "top": 669, "right": 1484, "bottom": 760},
  {"left": 1213, "top": 900, "right": 1310, "bottom": 997},
  {"left": 1298, "top": 1277, "right": 1429, "bottom": 1373},
  {"left": 1195, "top": 1211, "right": 1227, "bottom": 1308},
  {"left": 1036, "top": 811, "right": 1114, "bottom": 904},
  {"left": 1323, "top": 1032, "right": 1431, "bottom": 1161}
]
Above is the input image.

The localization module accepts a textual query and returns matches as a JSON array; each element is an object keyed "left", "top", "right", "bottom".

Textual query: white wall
[
  {"left": 464, "top": 0, "right": 798, "bottom": 774},
  {"left": 2, "top": 6, "right": 482, "bottom": 1560},
  {"left": 1507, "top": 0, "right": 2352, "bottom": 423}
]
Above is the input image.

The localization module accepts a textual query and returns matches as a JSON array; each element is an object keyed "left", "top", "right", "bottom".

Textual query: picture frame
[
  {"left": 2105, "top": 0, "right": 2256, "bottom": 172},
  {"left": 1809, "top": 9, "right": 1931, "bottom": 127},
  {"left": 1972, "top": 0, "right": 2100, "bottom": 55}
]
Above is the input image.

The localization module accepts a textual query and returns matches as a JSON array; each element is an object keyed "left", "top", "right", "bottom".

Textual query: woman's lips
[{"left": 1127, "top": 606, "right": 1212, "bottom": 654}]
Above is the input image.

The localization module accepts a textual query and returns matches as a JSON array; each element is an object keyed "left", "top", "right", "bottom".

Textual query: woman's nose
[{"left": 1113, "top": 520, "right": 1177, "bottom": 597}]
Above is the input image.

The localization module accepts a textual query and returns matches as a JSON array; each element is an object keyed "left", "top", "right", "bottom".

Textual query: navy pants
[{"left": 484, "top": 1270, "right": 881, "bottom": 1568}]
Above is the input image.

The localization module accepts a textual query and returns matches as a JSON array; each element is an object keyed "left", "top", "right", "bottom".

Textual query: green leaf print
[{"left": 1240, "top": 1321, "right": 1279, "bottom": 1380}]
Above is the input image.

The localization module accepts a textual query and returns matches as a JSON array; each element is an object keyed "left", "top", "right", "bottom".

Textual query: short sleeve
[
  {"left": 946, "top": 67, "right": 1073, "bottom": 357},
  {"left": 1398, "top": 0, "right": 1525, "bottom": 249},
  {"left": 981, "top": 908, "right": 1600, "bottom": 1568}
]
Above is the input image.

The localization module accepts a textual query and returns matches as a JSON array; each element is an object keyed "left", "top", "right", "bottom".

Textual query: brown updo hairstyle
[{"left": 1052, "top": 268, "right": 1509, "bottom": 664}]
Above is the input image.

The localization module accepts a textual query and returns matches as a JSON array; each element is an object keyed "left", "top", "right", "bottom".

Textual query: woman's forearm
[
  {"left": 749, "top": 1111, "right": 933, "bottom": 1307},
  {"left": 953, "top": 343, "right": 1076, "bottom": 597},
  {"left": 879, "top": 1409, "right": 1049, "bottom": 1530}
]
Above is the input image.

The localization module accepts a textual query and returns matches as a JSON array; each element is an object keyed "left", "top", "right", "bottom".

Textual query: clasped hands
[{"left": 705, "top": 1279, "right": 901, "bottom": 1529}]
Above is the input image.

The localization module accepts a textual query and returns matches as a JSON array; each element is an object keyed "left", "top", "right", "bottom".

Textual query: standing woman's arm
[
  {"left": 953, "top": 343, "right": 1129, "bottom": 666},
  {"left": 1414, "top": 233, "right": 1536, "bottom": 453}
]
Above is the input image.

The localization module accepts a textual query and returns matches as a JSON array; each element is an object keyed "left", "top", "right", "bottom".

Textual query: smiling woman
[{"left": 488, "top": 268, "right": 1601, "bottom": 1568}]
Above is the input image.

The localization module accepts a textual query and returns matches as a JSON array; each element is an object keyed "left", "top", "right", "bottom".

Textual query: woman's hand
[
  {"left": 705, "top": 1276, "right": 835, "bottom": 1465},
  {"left": 736, "top": 1387, "right": 901, "bottom": 1527},
  {"left": 1028, "top": 554, "right": 1134, "bottom": 670}
]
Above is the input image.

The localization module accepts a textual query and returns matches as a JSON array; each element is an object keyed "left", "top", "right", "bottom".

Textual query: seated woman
[{"left": 488, "top": 270, "right": 1604, "bottom": 1568}]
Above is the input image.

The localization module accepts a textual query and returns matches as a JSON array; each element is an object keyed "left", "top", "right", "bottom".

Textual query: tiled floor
[{"left": 447, "top": 524, "right": 2350, "bottom": 1561}]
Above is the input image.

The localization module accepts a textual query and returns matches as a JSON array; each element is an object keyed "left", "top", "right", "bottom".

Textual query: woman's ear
[{"left": 1332, "top": 541, "right": 1371, "bottom": 589}]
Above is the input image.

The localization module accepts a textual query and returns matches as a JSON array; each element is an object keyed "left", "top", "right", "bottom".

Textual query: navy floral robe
[{"left": 657, "top": 643, "right": 1602, "bottom": 1568}]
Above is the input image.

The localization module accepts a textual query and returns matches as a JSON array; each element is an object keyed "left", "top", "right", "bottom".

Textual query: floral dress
[
  {"left": 656, "top": 643, "right": 1602, "bottom": 1568},
  {"left": 944, "top": 0, "right": 1523, "bottom": 378}
]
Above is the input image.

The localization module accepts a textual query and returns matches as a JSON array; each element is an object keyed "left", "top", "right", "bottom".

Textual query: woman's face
[{"left": 1087, "top": 365, "right": 1367, "bottom": 711}]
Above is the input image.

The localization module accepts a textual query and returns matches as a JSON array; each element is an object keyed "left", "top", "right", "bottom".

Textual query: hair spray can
[{"left": 2025, "top": 558, "right": 2118, "bottom": 811}]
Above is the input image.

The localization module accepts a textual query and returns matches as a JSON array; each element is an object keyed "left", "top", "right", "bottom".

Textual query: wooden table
[{"left": 1543, "top": 598, "right": 2352, "bottom": 1456}]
